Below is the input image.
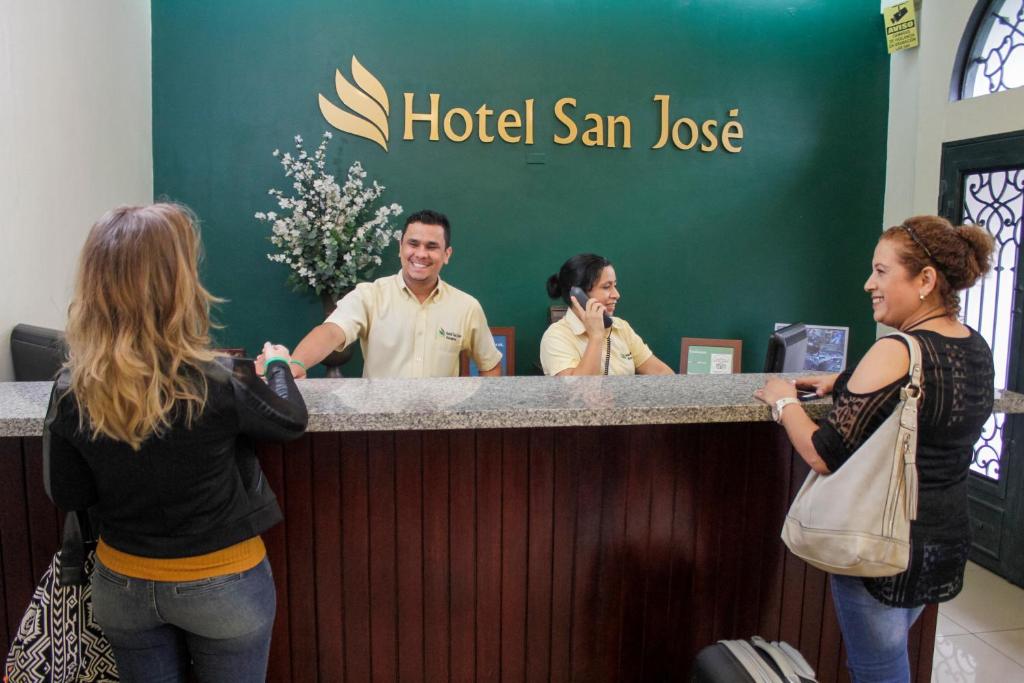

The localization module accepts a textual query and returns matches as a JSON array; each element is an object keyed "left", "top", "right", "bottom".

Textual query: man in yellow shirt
[{"left": 288, "top": 209, "right": 502, "bottom": 378}]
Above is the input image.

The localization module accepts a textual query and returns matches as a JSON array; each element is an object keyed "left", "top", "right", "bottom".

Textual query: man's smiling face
[{"left": 399, "top": 221, "right": 451, "bottom": 287}]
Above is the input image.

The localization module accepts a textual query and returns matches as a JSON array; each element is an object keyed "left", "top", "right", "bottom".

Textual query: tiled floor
[{"left": 932, "top": 562, "right": 1024, "bottom": 682}]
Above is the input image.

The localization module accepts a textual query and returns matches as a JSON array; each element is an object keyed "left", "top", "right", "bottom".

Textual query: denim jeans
[
  {"left": 830, "top": 574, "right": 925, "bottom": 683},
  {"left": 90, "top": 555, "right": 276, "bottom": 683}
]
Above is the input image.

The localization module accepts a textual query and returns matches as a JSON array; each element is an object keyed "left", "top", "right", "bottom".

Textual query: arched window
[{"left": 952, "top": 0, "right": 1024, "bottom": 100}]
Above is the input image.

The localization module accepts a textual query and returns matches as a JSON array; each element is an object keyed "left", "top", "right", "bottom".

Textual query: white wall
[
  {"left": 884, "top": 0, "right": 1024, "bottom": 227},
  {"left": 0, "top": 0, "right": 152, "bottom": 380}
]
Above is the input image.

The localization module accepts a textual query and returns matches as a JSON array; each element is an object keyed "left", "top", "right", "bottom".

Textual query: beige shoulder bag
[{"left": 781, "top": 332, "right": 921, "bottom": 577}]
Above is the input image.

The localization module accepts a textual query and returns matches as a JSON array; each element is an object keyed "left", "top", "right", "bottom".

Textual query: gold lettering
[
  {"left": 700, "top": 119, "right": 719, "bottom": 152},
  {"left": 607, "top": 115, "right": 631, "bottom": 149},
  {"left": 671, "top": 117, "right": 699, "bottom": 150},
  {"left": 476, "top": 104, "right": 495, "bottom": 143},
  {"left": 581, "top": 113, "right": 604, "bottom": 147},
  {"left": 525, "top": 99, "right": 534, "bottom": 145},
  {"left": 553, "top": 97, "right": 577, "bottom": 145},
  {"left": 404, "top": 93, "right": 440, "bottom": 141},
  {"left": 652, "top": 95, "right": 671, "bottom": 149},
  {"left": 497, "top": 109, "right": 522, "bottom": 143},
  {"left": 721, "top": 108, "right": 743, "bottom": 153},
  {"left": 443, "top": 107, "right": 473, "bottom": 142}
]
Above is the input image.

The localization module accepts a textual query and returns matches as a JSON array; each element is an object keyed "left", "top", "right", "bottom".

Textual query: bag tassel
[
  {"left": 905, "top": 458, "right": 921, "bottom": 524},
  {"left": 903, "top": 436, "right": 919, "bottom": 521}
]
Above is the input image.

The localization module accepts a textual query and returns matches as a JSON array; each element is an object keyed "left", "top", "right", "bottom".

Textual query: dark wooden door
[{"left": 939, "top": 129, "right": 1024, "bottom": 587}]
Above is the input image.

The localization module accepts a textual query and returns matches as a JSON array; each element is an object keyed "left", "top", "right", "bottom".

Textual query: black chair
[{"left": 10, "top": 324, "right": 66, "bottom": 381}]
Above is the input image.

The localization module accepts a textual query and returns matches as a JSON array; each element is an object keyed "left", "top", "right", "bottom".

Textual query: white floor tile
[
  {"left": 932, "top": 634, "right": 1024, "bottom": 682},
  {"left": 976, "top": 629, "right": 1024, "bottom": 668},
  {"left": 936, "top": 613, "right": 970, "bottom": 637},
  {"left": 940, "top": 563, "right": 1024, "bottom": 633}
]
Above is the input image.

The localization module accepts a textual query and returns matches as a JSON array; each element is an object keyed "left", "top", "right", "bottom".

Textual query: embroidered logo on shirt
[
  {"left": 438, "top": 327, "right": 462, "bottom": 343},
  {"left": 620, "top": 352, "right": 633, "bottom": 360}
]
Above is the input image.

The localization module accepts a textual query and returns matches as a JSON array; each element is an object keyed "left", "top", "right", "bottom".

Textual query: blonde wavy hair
[{"left": 64, "top": 203, "right": 221, "bottom": 449}]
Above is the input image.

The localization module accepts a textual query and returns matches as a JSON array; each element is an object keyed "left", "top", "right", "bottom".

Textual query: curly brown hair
[{"left": 881, "top": 215, "right": 995, "bottom": 314}]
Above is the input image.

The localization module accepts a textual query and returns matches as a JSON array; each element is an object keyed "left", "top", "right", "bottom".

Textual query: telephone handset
[{"left": 569, "top": 286, "right": 613, "bottom": 329}]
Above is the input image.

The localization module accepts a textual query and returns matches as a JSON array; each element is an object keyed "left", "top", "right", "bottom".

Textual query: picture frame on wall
[
  {"left": 773, "top": 323, "right": 850, "bottom": 372},
  {"left": 679, "top": 337, "right": 742, "bottom": 374},
  {"left": 461, "top": 326, "right": 515, "bottom": 376}
]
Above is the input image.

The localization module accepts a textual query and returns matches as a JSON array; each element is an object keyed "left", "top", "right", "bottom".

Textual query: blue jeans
[
  {"left": 90, "top": 555, "right": 276, "bottom": 683},
  {"left": 830, "top": 574, "right": 925, "bottom": 683}
]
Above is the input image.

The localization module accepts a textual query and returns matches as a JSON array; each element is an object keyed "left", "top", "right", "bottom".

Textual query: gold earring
[{"left": 919, "top": 293, "right": 926, "bottom": 301}]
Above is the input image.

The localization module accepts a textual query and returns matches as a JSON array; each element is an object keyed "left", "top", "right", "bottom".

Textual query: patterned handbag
[{"left": 4, "top": 512, "right": 118, "bottom": 683}]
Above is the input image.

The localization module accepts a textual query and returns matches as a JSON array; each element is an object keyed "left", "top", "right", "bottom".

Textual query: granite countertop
[{"left": 3, "top": 374, "right": 1024, "bottom": 436}]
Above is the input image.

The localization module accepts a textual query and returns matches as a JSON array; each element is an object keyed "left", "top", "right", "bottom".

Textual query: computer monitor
[
  {"left": 773, "top": 323, "right": 850, "bottom": 372},
  {"left": 10, "top": 324, "right": 66, "bottom": 381},
  {"left": 764, "top": 323, "right": 807, "bottom": 372}
]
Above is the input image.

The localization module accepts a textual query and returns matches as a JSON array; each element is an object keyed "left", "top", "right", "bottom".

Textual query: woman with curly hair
[{"left": 756, "top": 215, "right": 996, "bottom": 682}]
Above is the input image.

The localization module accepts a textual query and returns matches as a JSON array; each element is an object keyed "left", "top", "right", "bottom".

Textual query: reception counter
[{"left": 3, "top": 375, "right": 1022, "bottom": 682}]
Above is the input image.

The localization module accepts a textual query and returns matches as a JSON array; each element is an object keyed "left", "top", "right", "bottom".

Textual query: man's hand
[{"left": 289, "top": 323, "right": 347, "bottom": 377}]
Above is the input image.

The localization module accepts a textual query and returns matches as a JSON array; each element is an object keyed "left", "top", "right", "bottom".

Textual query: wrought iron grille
[
  {"left": 963, "top": 0, "right": 1024, "bottom": 99},
  {"left": 961, "top": 169, "right": 1023, "bottom": 479}
]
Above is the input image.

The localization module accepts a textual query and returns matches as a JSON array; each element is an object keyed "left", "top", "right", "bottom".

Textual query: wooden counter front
[{"left": 1, "top": 422, "right": 935, "bottom": 682}]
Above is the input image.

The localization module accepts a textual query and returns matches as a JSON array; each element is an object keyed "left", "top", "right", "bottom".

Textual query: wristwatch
[{"left": 772, "top": 397, "right": 801, "bottom": 423}]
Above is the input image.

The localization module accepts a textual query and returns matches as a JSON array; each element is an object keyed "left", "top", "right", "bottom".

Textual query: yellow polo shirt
[
  {"left": 325, "top": 273, "right": 502, "bottom": 378},
  {"left": 539, "top": 309, "right": 654, "bottom": 376}
]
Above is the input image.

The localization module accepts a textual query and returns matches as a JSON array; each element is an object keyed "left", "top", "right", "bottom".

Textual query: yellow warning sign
[{"left": 883, "top": 2, "right": 919, "bottom": 54}]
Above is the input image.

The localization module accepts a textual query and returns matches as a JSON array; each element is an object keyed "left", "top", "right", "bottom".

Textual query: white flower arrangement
[{"left": 255, "top": 132, "right": 403, "bottom": 295}]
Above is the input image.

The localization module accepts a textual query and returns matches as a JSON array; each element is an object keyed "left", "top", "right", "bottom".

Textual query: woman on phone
[
  {"left": 755, "top": 215, "right": 995, "bottom": 682},
  {"left": 44, "top": 203, "right": 308, "bottom": 682},
  {"left": 540, "top": 253, "right": 674, "bottom": 376}
]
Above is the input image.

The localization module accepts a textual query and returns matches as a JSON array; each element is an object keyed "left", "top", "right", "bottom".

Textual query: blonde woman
[{"left": 44, "top": 204, "right": 308, "bottom": 682}]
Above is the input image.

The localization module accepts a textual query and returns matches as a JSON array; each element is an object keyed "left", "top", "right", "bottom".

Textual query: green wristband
[
  {"left": 263, "top": 355, "right": 289, "bottom": 368},
  {"left": 288, "top": 359, "right": 307, "bottom": 371}
]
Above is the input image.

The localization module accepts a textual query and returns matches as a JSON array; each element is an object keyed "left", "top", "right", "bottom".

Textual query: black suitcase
[{"left": 692, "top": 636, "right": 817, "bottom": 682}]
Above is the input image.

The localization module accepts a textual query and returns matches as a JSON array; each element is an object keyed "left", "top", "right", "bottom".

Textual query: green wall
[{"left": 153, "top": 0, "right": 889, "bottom": 375}]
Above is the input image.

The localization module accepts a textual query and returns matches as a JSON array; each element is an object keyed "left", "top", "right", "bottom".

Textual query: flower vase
[{"left": 319, "top": 291, "right": 356, "bottom": 377}]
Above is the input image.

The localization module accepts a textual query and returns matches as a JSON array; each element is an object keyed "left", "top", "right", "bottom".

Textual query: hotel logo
[
  {"left": 318, "top": 56, "right": 391, "bottom": 151},
  {"left": 318, "top": 56, "right": 744, "bottom": 154}
]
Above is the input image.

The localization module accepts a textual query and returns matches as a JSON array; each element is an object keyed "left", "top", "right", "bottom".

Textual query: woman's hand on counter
[
  {"left": 754, "top": 377, "right": 798, "bottom": 405},
  {"left": 754, "top": 377, "right": 831, "bottom": 474},
  {"left": 796, "top": 373, "right": 839, "bottom": 397}
]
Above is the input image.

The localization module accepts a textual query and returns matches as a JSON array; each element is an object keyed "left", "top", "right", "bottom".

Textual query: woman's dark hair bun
[{"left": 546, "top": 274, "right": 562, "bottom": 299}]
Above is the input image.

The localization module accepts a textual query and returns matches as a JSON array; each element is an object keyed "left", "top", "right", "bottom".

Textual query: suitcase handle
[
  {"left": 751, "top": 637, "right": 802, "bottom": 683},
  {"left": 720, "top": 640, "right": 779, "bottom": 682}
]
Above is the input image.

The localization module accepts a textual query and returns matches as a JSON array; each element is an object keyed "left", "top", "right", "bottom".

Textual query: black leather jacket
[{"left": 43, "top": 357, "right": 308, "bottom": 558}]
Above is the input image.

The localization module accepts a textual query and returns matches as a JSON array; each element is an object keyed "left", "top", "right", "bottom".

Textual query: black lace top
[{"left": 810, "top": 329, "right": 994, "bottom": 607}]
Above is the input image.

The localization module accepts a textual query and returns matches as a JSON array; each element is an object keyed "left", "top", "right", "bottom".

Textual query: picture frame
[
  {"left": 773, "top": 323, "right": 850, "bottom": 372},
  {"left": 461, "top": 326, "right": 516, "bottom": 376},
  {"left": 679, "top": 337, "right": 742, "bottom": 374}
]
